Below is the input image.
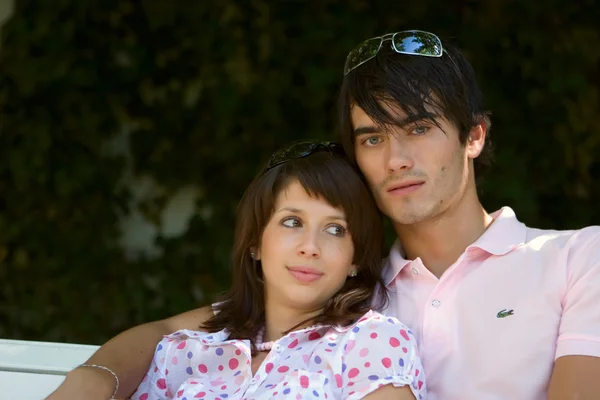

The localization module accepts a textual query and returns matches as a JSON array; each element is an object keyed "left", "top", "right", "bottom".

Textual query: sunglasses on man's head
[
  {"left": 265, "top": 141, "right": 345, "bottom": 171},
  {"left": 344, "top": 30, "right": 444, "bottom": 76}
]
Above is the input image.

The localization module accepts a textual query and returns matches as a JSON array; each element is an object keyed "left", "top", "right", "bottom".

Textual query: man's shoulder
[{"left": 523, "top": 224, "right": 600, "bottom": 251}]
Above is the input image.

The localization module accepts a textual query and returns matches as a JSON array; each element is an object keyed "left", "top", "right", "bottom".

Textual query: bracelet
[{"left": 77, "top": 363, "right": 119, "bottom": 400}]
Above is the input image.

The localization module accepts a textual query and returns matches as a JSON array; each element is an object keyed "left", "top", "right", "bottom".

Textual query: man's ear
[{"left": 466, "top": 123, "right": 486, "bottom": 160}]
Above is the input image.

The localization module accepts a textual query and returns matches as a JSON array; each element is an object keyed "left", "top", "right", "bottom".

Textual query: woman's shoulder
[
  {"left": 161, "top": 305, "right": 215, "bottom": 332},
  {"left": 332, "top": 309, "right": 415, "bottom": 338}
]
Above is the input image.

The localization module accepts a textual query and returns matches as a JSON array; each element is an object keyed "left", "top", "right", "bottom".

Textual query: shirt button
[
  {"left": 411, "top": 267, "right": 419, "bottom": 275},
  {"left": 432, "top": 299, "right": 441, "bottom": 307}
]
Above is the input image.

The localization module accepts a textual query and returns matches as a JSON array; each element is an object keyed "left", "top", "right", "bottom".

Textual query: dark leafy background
[{"left": 1, "top": 0, "right": 598, "bottom": 344}]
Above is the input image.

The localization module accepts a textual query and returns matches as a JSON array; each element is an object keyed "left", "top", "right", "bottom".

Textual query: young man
[{"left": 47, "top": 31, "right": 600, "bottom": 400}]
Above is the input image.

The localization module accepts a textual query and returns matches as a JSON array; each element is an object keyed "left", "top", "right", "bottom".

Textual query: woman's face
[{"left": 257, "top": 179, "right": 356, "bottom": 313}]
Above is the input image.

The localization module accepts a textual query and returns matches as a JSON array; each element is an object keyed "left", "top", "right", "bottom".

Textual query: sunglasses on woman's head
[
  {"left": 265, "top": 141, "right": 345, "bottom": 171},
  {"left": 344, "top": 30, "right": 444, "bottom": 76}
]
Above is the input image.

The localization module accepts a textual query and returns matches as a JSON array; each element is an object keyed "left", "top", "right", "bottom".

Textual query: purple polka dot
[
  {"left": 368, "top": 375, "right": 379, "bottom": 380},
  {"left": 186, "top": 366, "right": 193, "bottom": 375},
  {"left": 187, "top": 351, "right": 193, "bottom": 359},
  {"left": 399, "top": 358, "right": 405, "bottom": 367},
  {"left": 314, "top": 356, "right": 322, "bottom": 364},
  {"left": 221, "top": 394, "right": 228, "bottom": 398},
  {"left": 312, "top": 390, "right": 320, "bottom": 396},
  {"left": 206, "top": 335, "right": 213, "bottom": 339},
  {"left": 234, "top": 371, "right": 241, "bottom": 376},
  {"left": 328, "top": 343, "right": 336, "bottom": 347},
  {"left": 157, "top": 344, "right": 163, "bottom": 351},
  {"left": 342, "top": 363, "right": 347, "bottom": 373},
  {"left": 352, "top": 327, "right": 360, "bottom": 333},
  {"left": 387, "top": 318, "right": 395, "bottom": 323},
  {"left": 324, "top": 378, "right": 329, "bottom": 385},
  {"left": 216, "top": 348, "right": 224, "bottom": 356},
  {"left": 283, "top": 388, "right": 291, "bottom": 394}
]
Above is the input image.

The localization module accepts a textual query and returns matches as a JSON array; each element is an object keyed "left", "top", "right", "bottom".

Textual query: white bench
[{"left": 0, "top": 338, "right": 99, "bottom": 400}]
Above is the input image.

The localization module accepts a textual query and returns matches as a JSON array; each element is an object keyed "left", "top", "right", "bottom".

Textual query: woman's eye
[
  {"left": 282, "top": 217, "right": 301, "bottom": 228},
  {"left": 325, "top": 225, "right": 346, "bottom": 237}
]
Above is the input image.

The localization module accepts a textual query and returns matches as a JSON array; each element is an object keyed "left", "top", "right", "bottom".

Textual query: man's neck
[{"left": 394, "top": 188, "right": 493, "bottom": 278}]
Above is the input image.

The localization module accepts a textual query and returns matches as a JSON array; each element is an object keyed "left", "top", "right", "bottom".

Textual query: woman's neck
[{"left": 262, "top": 301, "right": 323, "bottom": 342}]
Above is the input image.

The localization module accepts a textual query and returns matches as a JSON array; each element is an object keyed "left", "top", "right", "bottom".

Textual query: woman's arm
[
  {"left": 362, "top": 384, "right": 416, "bottom": 400},
  {"left": 45, "top": 306, "right": 214, "bottom": 400}
]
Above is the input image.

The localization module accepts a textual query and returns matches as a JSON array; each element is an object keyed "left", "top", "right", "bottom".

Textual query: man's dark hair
[{"left": 338, "top": 38, "right": 493, "bottom": 181}]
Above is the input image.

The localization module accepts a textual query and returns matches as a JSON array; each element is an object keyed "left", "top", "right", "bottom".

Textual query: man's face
[{"left": 351, "top": 103, "right": 478, "bottom": 226}]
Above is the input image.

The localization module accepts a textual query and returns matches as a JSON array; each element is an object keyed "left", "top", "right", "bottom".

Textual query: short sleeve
[
  {"left": 555, "top": 227, "right": 600, "bottom": 359},
  {"left": 339, "top": 312, "right": 426, "bottom": 399},
  {"left": 130, "top": 342, "right": 172, "bottom": 400}
]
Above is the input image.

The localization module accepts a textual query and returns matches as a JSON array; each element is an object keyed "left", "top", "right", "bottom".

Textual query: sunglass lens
[
  {"left": 392, "top": 31, "right": 442, "bottom": 56},
  {"left": 344, "top": 37, "right": 382, "bottom": 75}
]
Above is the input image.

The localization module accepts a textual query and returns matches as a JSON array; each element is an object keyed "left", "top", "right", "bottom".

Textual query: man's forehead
[{"left": 350, "top": 101, "right": 441, "bottom": 128}]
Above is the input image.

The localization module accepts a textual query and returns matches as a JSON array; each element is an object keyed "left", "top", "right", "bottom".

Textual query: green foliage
[{"left": 0, "top": 0, "right": 598, "bottom": 343}]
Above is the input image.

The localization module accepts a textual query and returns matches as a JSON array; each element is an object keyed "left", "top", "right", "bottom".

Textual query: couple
[{"left": 48, "top": 30, "right": 600, "bottom": 400}]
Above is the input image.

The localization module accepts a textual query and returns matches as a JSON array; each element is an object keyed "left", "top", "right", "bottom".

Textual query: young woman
[{"left": 56, "top": 141, "right": 426, "bottom": 400}]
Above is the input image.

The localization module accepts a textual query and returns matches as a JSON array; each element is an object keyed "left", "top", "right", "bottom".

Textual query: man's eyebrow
[{"left": 353, "top": 112, "right": 439, "bottom": 136}]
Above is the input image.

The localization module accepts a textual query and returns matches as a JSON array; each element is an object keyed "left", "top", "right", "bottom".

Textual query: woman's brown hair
[{"left": 201, "top": 150, "right": 387, "bottom": 345}]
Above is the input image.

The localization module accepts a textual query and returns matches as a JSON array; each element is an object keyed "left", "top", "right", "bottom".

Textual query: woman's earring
[
  {"left": 250, "top": 251, "right": 256, "bottom": 259},
  {"left": 349, "top": 270, "right": 357, "bottom": 277}
]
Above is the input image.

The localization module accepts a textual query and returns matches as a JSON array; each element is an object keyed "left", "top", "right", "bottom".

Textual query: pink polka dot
[
  {"left": 288, "top": 339, "right": 299, "bottom": 348},
  {"left": 359, "top": 348, "right": 369, "bottom": 357},
  {"left": 415, "top": 369, "right": 420, "bottom": 376},
  {"left": 198, "top": 364, "right": 208, "bottom": 373},
  {"left": 278, "top": 365, "right": 290, "bottom": 373},
  {"left": 177, "top": 389, "right": 184, "bottom": 397},
  {"left": 389, "top": 337, "right": 400, "bottom": 347},
  {"left": 381, "top": 357, "right": 392, "bottom": 368},
  {"left": 229, "top": 358, "right": 239, "bottom": 370},
  {"left": 402, "top": 347, "right": 408, "bottom": 353},
  {"left": 177, "top": 341, "right": 186, "bottom": 350},
  {"left": 308, "top": 332, "right": 321, "bottom": 341},
  {"left": 235, "top": 349, "right": 241, "bottom": 355},
  {"left": 345, "top": 340, "right": 356, "bottom": 353},
  {"left": 221, "top": 385, "right": 227, "bottom": 390},
  {"left": 265, "top": 362, "right": 274, "bottom": 373},
  {"left": 139, "top": 394, "right": 149, "bottom": 400},
  {"left": 165, "top": 368, "right": 169, "bottom": 376},
  {"left": 300, "top": 375, "right": 309, "bottom": 388},
  {"left": 218, "top": 365, "right": 224, "bottom": 371},
  {"left": 364, "top": 362, "right": 371, "bottom": 367},
  {"left": 370, "top": 332, "right": 378, "bottom": 339},
  {"left": 156, "top": 378, "right": 167, "bottom": 390},
  {"left": 335, "top": 374, "right": 343, "bottom": 387},
  {"left": 348, "top": 367, "right": 360, "bottom": 379},
  {"left": 171, "top": 356, "right": 178, "bottom": 365},
  {"left": 400, "top": 329, "right": 410, "bottom": 341},
  {"left": 194, "top": 392, "right": 206, "bottom": 398}
]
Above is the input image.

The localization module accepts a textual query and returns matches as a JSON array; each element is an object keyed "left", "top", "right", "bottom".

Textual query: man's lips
[{"left": 386, "top": 180, "right": 425, "bottom": 195}]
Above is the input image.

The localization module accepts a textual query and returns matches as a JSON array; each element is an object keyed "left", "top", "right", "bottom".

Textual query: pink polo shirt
[{"left": 375, "top": 206, "right": 600, "bottom": 400}]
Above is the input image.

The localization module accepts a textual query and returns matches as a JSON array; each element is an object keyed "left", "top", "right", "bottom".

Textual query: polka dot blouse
[{"left": 131, "top": 310, "right": 426, "bottom": 399}]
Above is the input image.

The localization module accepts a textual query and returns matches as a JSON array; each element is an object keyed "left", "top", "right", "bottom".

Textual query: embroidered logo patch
[{"left": 496, "top": 309, "right": 514, "bottom": 318}]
